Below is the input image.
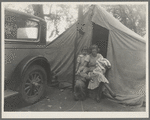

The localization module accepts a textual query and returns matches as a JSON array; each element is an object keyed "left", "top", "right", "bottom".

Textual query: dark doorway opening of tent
[{"left": 92, "top": 23, "right": 109, "bottom": 58}]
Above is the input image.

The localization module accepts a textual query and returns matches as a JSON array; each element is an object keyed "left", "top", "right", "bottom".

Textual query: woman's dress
[{"left": 87, "top": 58, "right": 111, "bottom": 89}]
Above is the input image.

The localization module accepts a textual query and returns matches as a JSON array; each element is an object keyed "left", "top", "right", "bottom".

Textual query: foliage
[
  {"left": 102, "top": 4, "right": 146, "bottom": 36},
  {"left": 4, "top": 4, "right": 146, "bottom": 39},
  {"left": 44, "top": 4, "right": 78, "bottom": 40}
]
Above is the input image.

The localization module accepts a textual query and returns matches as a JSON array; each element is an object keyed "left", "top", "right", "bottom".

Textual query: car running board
[{"left": 4, "top": 89, "right": 18, "bottom": 99}]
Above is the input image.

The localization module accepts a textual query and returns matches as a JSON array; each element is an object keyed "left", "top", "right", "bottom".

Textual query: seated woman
[
  {"left": 76, "top": 44, "right": 115, "bottom": 102},
  {"left": 87, "top": 56, "right": 116, "bottom": 102}
]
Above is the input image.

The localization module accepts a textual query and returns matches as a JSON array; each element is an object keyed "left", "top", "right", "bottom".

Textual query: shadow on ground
[{"left": 4, "top": 86, "right": 145, "bottom": 112}]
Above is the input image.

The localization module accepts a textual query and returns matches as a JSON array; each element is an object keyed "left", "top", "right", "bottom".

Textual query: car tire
[{"left": 21, "top": 65, "right": 47, "bottom": 104}]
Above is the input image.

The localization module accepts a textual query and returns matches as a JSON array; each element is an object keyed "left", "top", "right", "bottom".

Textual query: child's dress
[
  {"left": 88, "top": 58, "right": 111, "bottom": 90},
  {"left": 77, "top": 54, "right": 87, "bottom": 72}
]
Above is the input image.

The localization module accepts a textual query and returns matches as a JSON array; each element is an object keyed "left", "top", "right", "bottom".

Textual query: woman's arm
[
  {"left": 76, "top": 55, "right": 81, "bottom": 73},
  {"left": 76, "top": 62, "right": 80, "bottom": 72}
]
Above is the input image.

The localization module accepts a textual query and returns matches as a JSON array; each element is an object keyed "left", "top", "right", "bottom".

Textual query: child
[
  {"left": 76, "top": 46, "right": 88, "bottom": 74},
  {"left": 74, "top": 46, "right": 88, "bottom": 101}
]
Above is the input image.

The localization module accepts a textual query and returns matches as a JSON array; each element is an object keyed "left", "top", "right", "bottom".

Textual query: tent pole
[
  {"left": 72, "top": 28, "right": 78, "bottom": 92},
  {"left": 72, "top": 5, "right": 83, "bottom": 92}
]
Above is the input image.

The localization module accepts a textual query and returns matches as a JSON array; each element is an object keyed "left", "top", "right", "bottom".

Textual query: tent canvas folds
[{"left": 46, "top": 5, "right": 146, "bottom": 106}]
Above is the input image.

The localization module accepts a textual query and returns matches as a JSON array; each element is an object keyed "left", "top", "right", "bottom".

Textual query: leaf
[{"left": 48, "top": 105, "right": 52, "bottom": 108}]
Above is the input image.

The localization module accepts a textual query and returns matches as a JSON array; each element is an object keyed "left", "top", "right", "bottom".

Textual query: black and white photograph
[{"left": 1, "top": 1, "right": 149, "bottom": 118}]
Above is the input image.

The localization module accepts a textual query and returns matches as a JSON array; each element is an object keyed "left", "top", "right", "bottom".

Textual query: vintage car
[{"left": 4, "top": 8, "right": 52, "bottom": 104}]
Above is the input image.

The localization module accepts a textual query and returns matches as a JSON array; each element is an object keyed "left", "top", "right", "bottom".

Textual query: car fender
[{"left": 9, "top": 55, "right": 52, "bottom": 91}]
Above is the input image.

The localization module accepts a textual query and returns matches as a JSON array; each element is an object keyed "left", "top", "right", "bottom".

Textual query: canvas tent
[{"left": 46, "top": 5, "right": 146, "bottom": 106}]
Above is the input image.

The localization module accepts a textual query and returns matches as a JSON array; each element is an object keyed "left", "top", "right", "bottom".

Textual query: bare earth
[{"left": 4, "top": 86, "right": 145, "bottom": 112}]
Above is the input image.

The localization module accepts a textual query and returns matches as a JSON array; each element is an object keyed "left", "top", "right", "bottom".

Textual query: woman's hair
[{"left": 90, "top": 44, "right": 100, "bottom": 53}]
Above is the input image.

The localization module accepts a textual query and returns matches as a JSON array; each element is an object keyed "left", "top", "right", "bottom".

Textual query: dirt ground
[{"left": 4, "top": 86, "right": 145, "bottom": 112}]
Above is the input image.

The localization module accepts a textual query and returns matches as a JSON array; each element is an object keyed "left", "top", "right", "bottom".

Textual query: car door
[{"left": 5, "top": 10, "right": 46, "bottom": 85}]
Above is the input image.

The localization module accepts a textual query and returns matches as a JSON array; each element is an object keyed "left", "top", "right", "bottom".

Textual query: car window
[{"left": 5, "top": 15, "right": 39, "bottom": 41}]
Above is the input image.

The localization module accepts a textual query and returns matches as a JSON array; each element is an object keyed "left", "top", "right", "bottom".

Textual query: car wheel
[{"left": 21, "top": 65, "right": 47, "bottom": 104}]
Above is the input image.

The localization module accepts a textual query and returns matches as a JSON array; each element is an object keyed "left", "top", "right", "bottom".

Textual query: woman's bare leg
[{"left": 96, "top": 82, "right": 104, "bottom": 102}]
